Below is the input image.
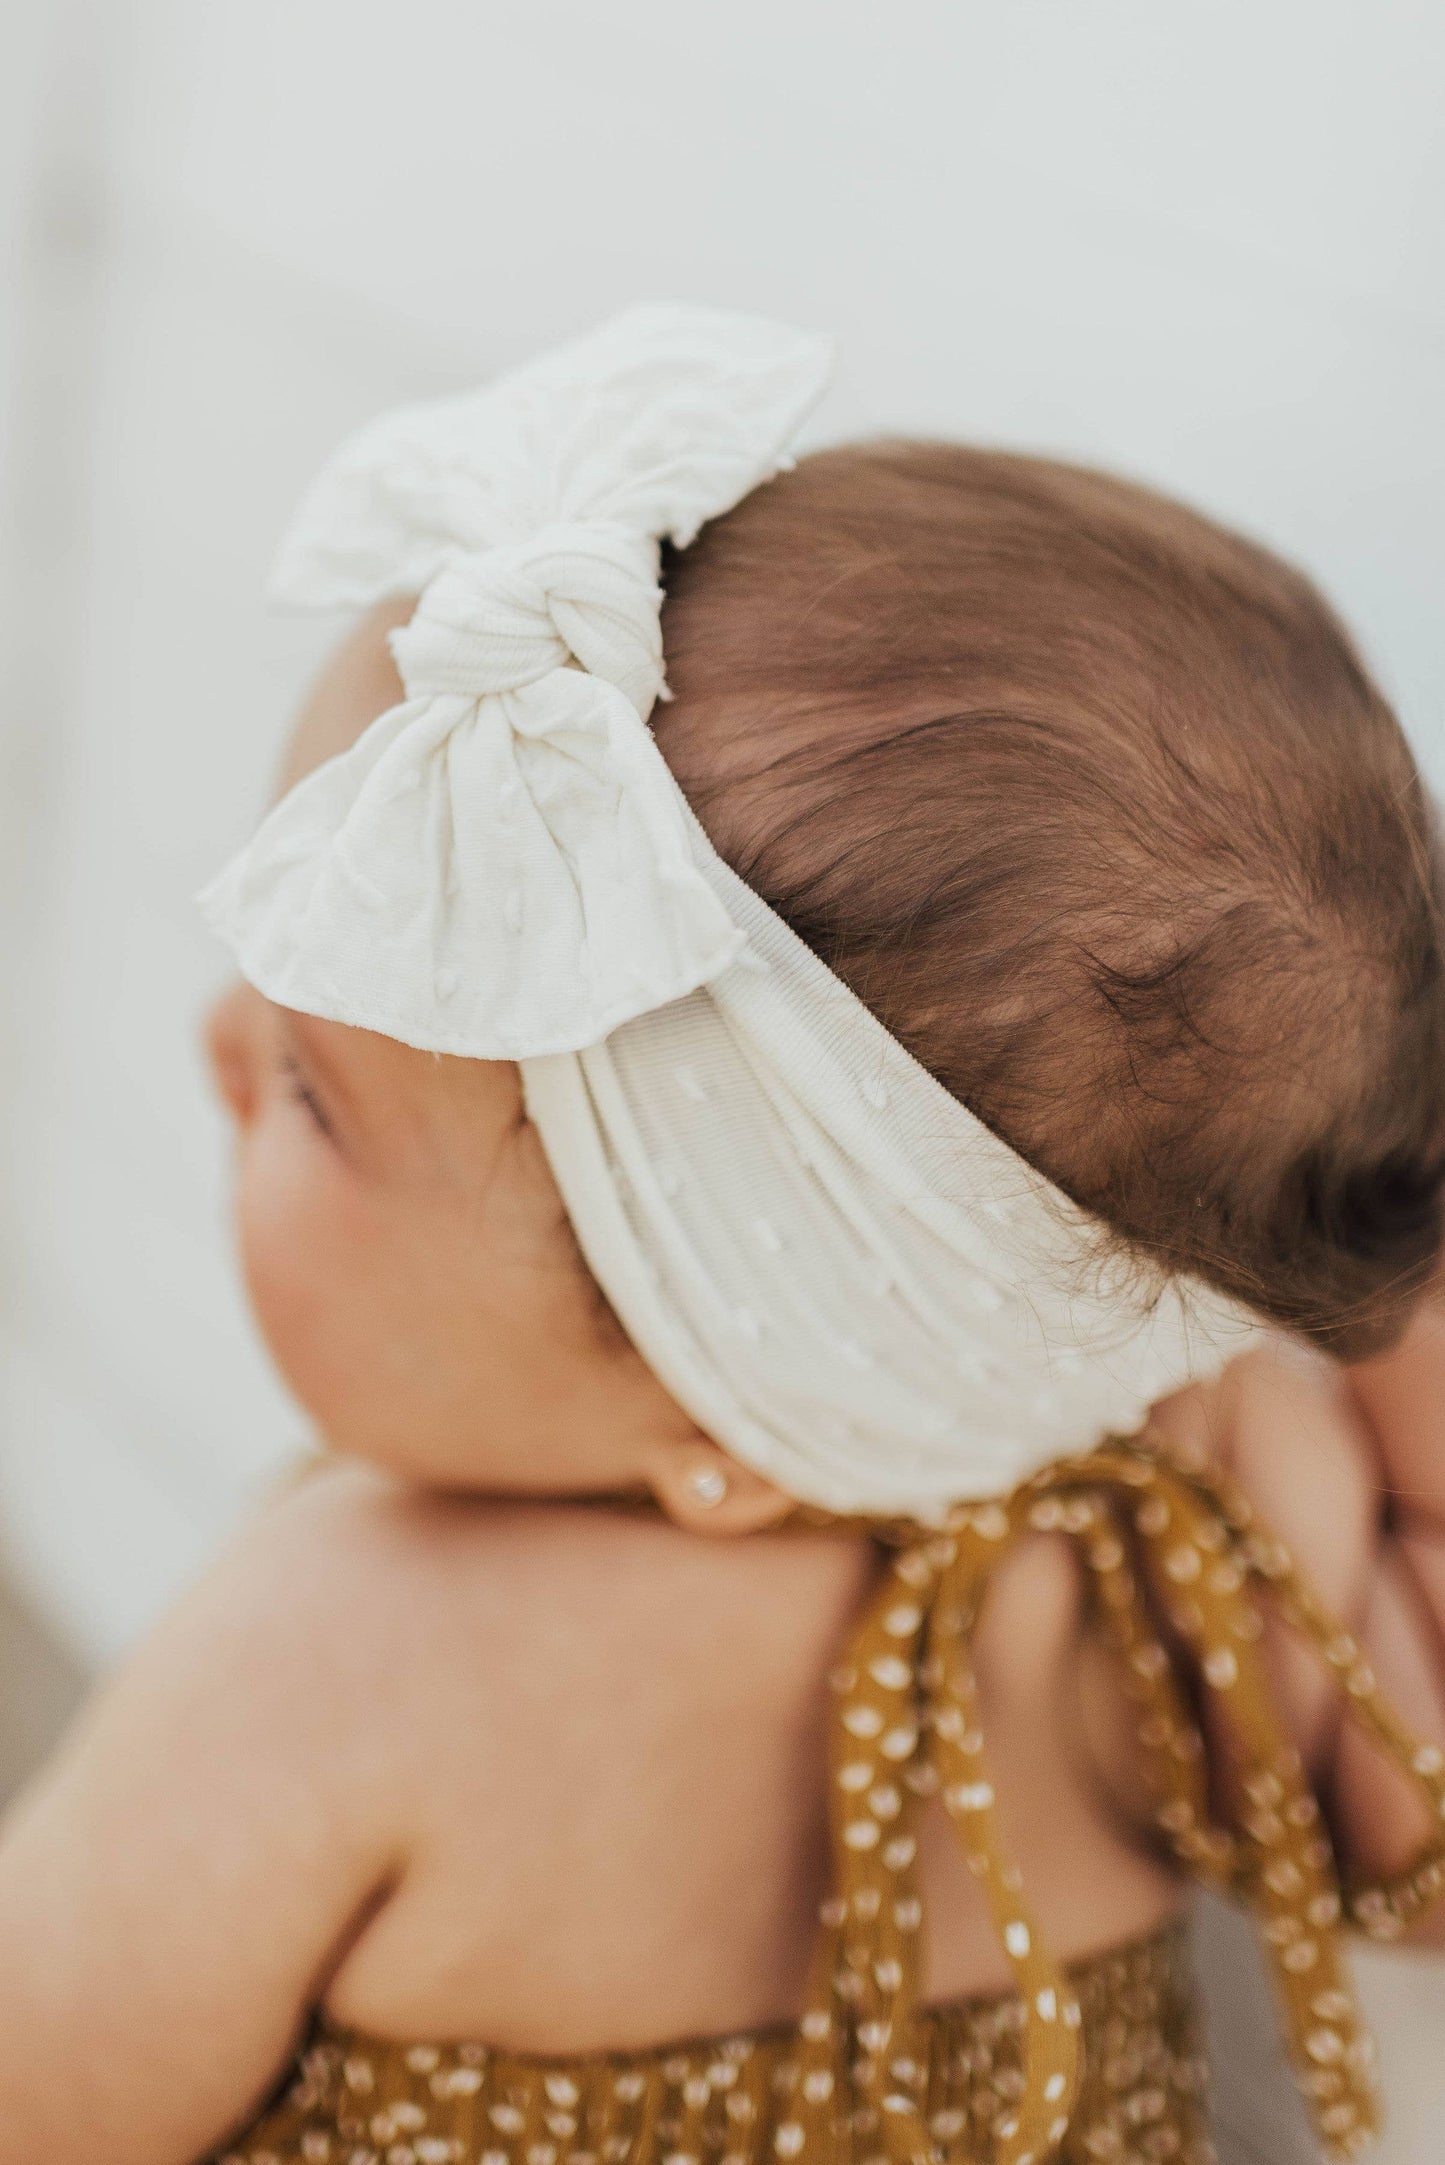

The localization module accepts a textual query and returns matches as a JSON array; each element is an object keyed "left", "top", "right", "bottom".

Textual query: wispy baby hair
[{"left": 656, "top": 442, "right": 1445, "bottom": 1358}]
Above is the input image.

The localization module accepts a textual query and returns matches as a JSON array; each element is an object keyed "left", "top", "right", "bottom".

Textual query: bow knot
[
  {"left": 202, "top": 304, "right": 834, "bottom": 1057},
  {"left": 389, "top": 521, "right": 665, "bottom": 717},
  {"left": 792, "top": 1444, "right": 1445, "bottom": 2165}
]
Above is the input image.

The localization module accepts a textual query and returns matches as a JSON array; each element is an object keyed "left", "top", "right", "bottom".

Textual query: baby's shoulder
[{"left": 228, "top": 1460, "right": 872, "bottom": 1757}]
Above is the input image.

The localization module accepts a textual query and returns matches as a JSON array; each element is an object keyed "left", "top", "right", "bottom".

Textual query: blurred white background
[{"left": 0, "top": 4, "right": 1442, "bottom": 2158}]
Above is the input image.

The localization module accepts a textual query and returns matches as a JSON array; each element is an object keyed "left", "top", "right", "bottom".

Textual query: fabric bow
[
  {"left": 201, "top": 305, "right": 834, "bottom": 1056},
  {"left": 795, "top": 1441, "right": 1445, "bottom": 2165}
]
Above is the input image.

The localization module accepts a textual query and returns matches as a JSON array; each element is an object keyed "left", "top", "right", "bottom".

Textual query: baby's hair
[{"left": 656, "top": 443, "right": 1445, "bottom": 1358}]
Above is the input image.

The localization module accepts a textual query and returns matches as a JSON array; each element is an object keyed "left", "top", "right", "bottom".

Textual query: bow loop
[
  {"left": 201, "top": 306, "right": 832, "bottom": 1057},
  {"left": 390, "top": 522, "right": 664, "bottom": 716}
]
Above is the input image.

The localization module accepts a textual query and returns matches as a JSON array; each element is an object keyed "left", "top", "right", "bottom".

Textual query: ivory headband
[{"left": 203, "top": 304, "right": 1259, "bottom": 1518}]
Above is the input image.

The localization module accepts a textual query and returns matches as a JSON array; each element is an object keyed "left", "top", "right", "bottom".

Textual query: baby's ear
[{"left": 647, "top": 1441, "right": 796, "bottom": 1535}]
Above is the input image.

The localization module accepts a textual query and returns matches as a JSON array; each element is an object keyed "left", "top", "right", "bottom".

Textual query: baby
[{"left": 2, "top": 308, "right": 1444, "bottom": 2165}]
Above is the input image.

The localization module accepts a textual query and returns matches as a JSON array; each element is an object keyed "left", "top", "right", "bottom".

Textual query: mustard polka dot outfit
[{"left": 211, "top": 1440, "right": 1445, "bottom": 2165}]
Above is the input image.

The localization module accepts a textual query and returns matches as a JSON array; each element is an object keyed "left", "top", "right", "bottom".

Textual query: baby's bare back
[
  {"left": 7, "top": 1345, "right": 1428, "bottom": 2165},
  {"left": 314, "top": 1467, "right": 1179, "bottom": 2052}
]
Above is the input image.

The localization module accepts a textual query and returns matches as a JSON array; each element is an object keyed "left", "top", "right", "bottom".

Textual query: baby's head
[
  {"left": 208, "top": 442, "right": 1445, "bottom": 1513},
  {"left": 659, "top": 444, "right": 1445, "bottom": 1353}
]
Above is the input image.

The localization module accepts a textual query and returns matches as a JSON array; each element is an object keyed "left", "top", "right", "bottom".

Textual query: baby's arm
[
  {"left": 1195, "top": 1320, "right": 1445, "bottom": 1948},
  {"left": 0, "top": 1472, "right": 403, "bottom": 2165},
  {"left": 1335, "top": 1297, "right": 1445, "bottom": 1934}
]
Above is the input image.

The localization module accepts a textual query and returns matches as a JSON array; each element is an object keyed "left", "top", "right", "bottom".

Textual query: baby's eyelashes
[
  {"left": 203, "top": 982, "right": 340, "bottom": 1142},
  {"left": 280, "top": 1053, "right": 334, "bottom": 1139}
]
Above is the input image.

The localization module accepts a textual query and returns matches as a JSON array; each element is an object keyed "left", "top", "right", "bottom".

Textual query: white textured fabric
[
  {"left": 204, "top": 303, "right": 1259, "bottom": 1518},
  {"left": 521, "top": 826, "right": 1258, "bottom": 1517},
  {"left": 201, "top": 305, "right": 831, "bottom": 1055}
]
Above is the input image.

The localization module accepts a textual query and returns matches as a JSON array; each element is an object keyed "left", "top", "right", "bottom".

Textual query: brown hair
[{"left": 655, "top": 442, "right": 1445, "bottom": 1359}]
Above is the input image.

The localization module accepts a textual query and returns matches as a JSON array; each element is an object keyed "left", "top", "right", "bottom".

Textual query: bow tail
[
  {"left": 1077, "top": 1446, "right": 1445, "bottom": 2161},
  {"left": 795, "top": 1541, "right": 936, "bottom": 2165},
  {"left": 801, "top": 1521, "right": 1085, "bottom": 2165},
  {"left": 797, "top": 1443, "right": 1445, "bottom": 2165},
  {"left": 927, "top": 1539, "right": 1083, "bottom": 2165}
]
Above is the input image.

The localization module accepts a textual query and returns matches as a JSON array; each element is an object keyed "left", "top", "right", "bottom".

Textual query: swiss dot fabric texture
[
  {"left": 203, "top": 303, "right": 1258, "bottom": 1518},
  {"left": 201, "top": 305, "right": 825, "bottom": 1057}
]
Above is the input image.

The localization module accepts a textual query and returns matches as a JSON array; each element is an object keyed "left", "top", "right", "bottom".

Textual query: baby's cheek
[{"left": 234, "top": 1113, "right": 382, "bottom": 1429}]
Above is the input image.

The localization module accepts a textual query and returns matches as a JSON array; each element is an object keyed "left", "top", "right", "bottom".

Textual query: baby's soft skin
[{"left": 0, "top": 608, "right": 1442, "bottom": 2165}]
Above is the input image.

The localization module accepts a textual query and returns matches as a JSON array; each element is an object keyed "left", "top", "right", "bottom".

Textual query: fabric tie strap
[{"left": 790, "top": 1443, "right": 1445, "bottom": 2165}]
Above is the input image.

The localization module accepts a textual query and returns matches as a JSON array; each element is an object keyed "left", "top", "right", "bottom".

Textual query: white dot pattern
[
  {"left": 211, "top": 1928, "right": 1216, "bottom": 2165},
  {"left": 211, "top": 1441, "right": 1445, "bottom": 2165}
]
